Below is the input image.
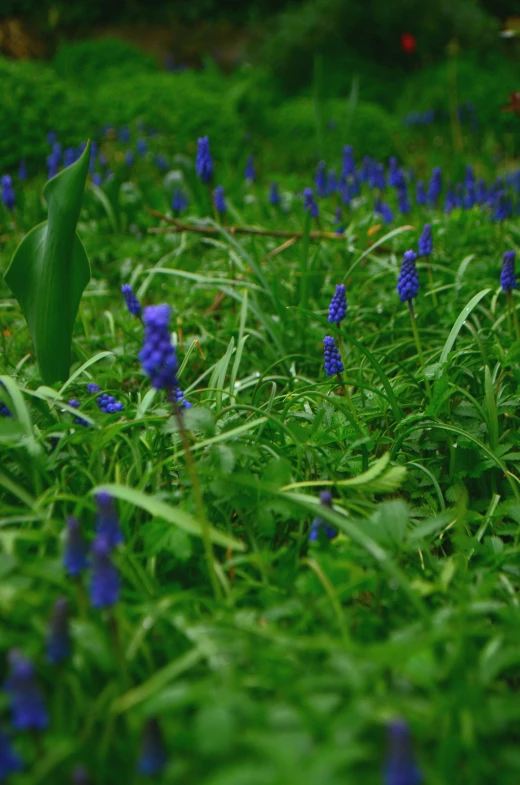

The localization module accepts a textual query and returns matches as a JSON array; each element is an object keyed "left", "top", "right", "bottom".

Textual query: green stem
[
  {"left": 336, "top": 372, "right": 368, "bottom": 471},
  {"left": 408, "top": 300, "right": 431, "bottom": 398},
  {"left": 426, "top": 259, "right": 438, "bottom": 306},
  {"left": 507, "top": 290, "right": 520, "bottom": 342},
  {"left": 171, "top": 394, "right": 221, "bottom": 600}
]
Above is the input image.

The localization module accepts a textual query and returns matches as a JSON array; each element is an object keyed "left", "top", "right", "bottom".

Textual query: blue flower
[
  {"left": 4, "top": 650, "right": 48, "bottom": 732},
  {"left": 119, "top": 127, "right": 131, "bottom": 143},
  {"left": 1, "top": 175, "right": 15, "bottom": 212},
  {"left": 125, "top": 150, "right": 135, "bottom": 167},
  {"left": 92, "top": 172, "right": 102, "bottom": 187},
  {"left": 418, "top": 224, "right": 432, "bottom": 257},
  {"left": 172, "top": 188, "right": 188, "bottom": 213},
  {"left": 397, "top": 184, "right": 410, "bottom": 214},
  {"left": 428, "top": 166, "right": 442, "bottom": 205},
  {"left": 0, "top": 729, "right": 23, "bottom": 779},
  {"left": 476, "top": 178, "right": 487, "bottom": 204},
  {"left": 140, "top": 305, "right": 178, "bottom": 391},
  {"left": 323, "top": 336, "right": 344, "bottom": 376},
  {"left": 96, "top": 491, "right": 123, "bottom": 548},
  {"left": 47, "top": 130, "right": 57, "bottom": 145},
  {"left": 89, "top": 535, "right": 120, "bottom": 609},
  {"left": 370, "top": 163, "right": 386, "bottom": 191},
  {"left": 96, "top": 394, "right": 124, "bottom": 414},
  {"left": 137, "top": 138, "right": 147, "bottom": 156},
  {"left": 214, "top": 185, "right": 226, "bottom": 215},
  {"left": 374, "top": 198, "right": 394, "bottom": 223},
  {"left": 155, "top": 154, "right": 168, "bottom": 172},
  {"left": 121, "top": 284, "right": 142, "bottom": 317},
  {"left": 64, "top": 516, "right": 88, "bottom": 577},
  {"left": 47, "top": 597, "right": 71, "bottom": 665},
  {"left": 64, "top": 148, "right": 76, "bottom": 168},
  {"left": 87, "top": 383, "right": 100, "bottom": 394},
  {"left": 47, "top": 152, "right": 60, "bottom": 180},
  {"left": 493, "top": 191, "right": 513, "bottom": 222},
  {"left": 465, "top": 164, "right": 475, "bottom": 188},
  {"left": 18, "top": 160, "right": 27, "bottom": 181},
  {"left": 384, "top": 720, "right": 422, "bottom": 785},
  {"left": 137, "top": 718, "right": 168, "bottom": 776},
  {"left": 501, "top": 250, "right": 517, "bottom": 292},
  {"left": 341, "top": 145, "right": 355, "bottom": 177},
  {"left": 244, "top": 155, "right": 256, "bottom": 182},
  {"left": 397, "top": 250, "right": 420, "bottom": 302},
  {"left": 415, "top": 180, "right": 427, "bottom": 205},
  {"left": 269, "top": 181, "right": 280, "bottom": 206},
  {"left": 328, "top": 284, "right": 347, "bottom": 324},
  {"left": 309, "top": 490, "right": 338, "bottom": 541},
  {"left": 68, "top": 399, "right": 89, "bottom": 427},
  {"left": 315, "top": 161, "right": 327, "bottom": 198},
  {"left": 327, "top": 169, "right": 338, "bottom": 195},
  {"left": 196, "top": 136, "right": 213, "bottom": 184},
  {"left": 388, "top": 157, "right": 401, "bottom": 188},
  {"left": 303, "top": 188, "right": 319, "bottom": 218}
]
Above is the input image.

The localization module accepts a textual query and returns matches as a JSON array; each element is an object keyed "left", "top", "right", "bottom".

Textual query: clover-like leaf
[{"left": 4, "top": 141, "right": 91, "bottom": 384}]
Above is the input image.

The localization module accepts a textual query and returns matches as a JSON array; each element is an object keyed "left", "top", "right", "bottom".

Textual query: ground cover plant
[{"left": 1, "top": 100, "right": 520, "bottom": 785}]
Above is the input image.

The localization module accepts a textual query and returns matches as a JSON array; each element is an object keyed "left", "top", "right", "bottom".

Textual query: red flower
[{"left": 401, "top": 32, "right": 417, "bottom": 54}]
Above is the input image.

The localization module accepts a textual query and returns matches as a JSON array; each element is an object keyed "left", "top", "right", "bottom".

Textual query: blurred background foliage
[{"left": 0, "top": 0, "right": 518, "bottom": 171}]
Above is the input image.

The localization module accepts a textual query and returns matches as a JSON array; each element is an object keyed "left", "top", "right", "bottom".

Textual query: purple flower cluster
[
  {"left": 96, "top": 394, "right": 124, "bottom": 414},
  {"left": 68, "top": 399, "right": 90, "bottom": 427},
  {"left": 328, "top": 284, "right": 347, "bottom": 324},
  {"left": 309, "top": 490, "right": 338, "bottom": 541},
  {"left": 196, "top": 136, "right": 213, "bottom": 184},
  {"left": 96, "top": 491, "right": 124, "bottom": 548},
  {"left": 64, "top": 516, "right": 88, "bottom": 577},
  {"left": 397, "top": 250, "right": 420, "bottom": 302},
  {"left": 244, "top": 155, "right": 256, "bottom": 183},
  {"left": 501, "top": 250, "right": 517, "bottom": 292},
  {"left": 121, "top": 283, "right": 142, "bottom": 317},
  {"left": 384, "top": 720, "right": 422, "bottom": 785},
  {"left": 46, "top": 598, "right": 71, "bottom": 665},
  {"left": 303, "top": 187, "right": 319, "bottom": 218},
  {"left": 214, "top": 185, "right": 226, "bottom": 215},
  {"left": 0, "top": 730, "right": 22, "bottom": 779},
  {"left": 138, "top": 718, "right": 168, "bottom": 776},
  {"left": 140, "top": 305, "right": 178, "bottom": 391},
  {"left": 323, "top": 336, "right": 344, "bottom": 376},
  {"left": 172, "top": 188, "right": 188, "bottom": 213},
  {"left": 418, "top": 224, "right": 432, "bottom": 257},
  {"left": 269, "top": 181, "right": 280, "bottom": 206},
  {"left": 89, "top": 535, "right": 120, "bottom": 609},
  {"left": 4, "top": 650, "right": 48, "bottom": 731},
  {"left": 1, "top": 175, "right": 15, "bottom": 211}
]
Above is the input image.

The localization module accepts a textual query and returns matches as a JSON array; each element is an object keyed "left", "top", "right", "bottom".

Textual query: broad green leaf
[
  {"left": 439, "top": 288, "right": 491, "bottom": 368},
  {"left": 92, "top": 484, "right": 246, "bottom": 551},
  {"left": 4, "top": 141, "right": 91, "bottom": 384}
]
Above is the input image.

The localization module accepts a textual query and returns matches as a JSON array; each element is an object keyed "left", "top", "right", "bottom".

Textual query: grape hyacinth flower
[
  {"left": 47, "top": 152, "right": 60, "bottom": 179},
  {"left": 309, "top": 490, "right": 338, "bottom": 541},
  {"left": 89, "top": 535, "right": 120, "bottom": 609},
  {"left": 46, "top": 597, "right": 71, "bottom": 665},
  {"left": 370, "top": 163, "right": 386, "bottom": 191},
  {"left": 384, "top": 720, "right": 422, "bottom": 785},
  {"left": 47, "top": 130, "right": 57, "bottom": 145},
  {"left": 125, "top": 150, "right": 135, "bottom": 167},
  {"left": 119, "top": 126, "right": 131, "bottom": 143},
  {"left": 140, "top": 305, "right": 178, "bottom": 391},
  {"left": 375, "top": 198, "right": 394, "bottom": 223},
  {"left": 334, "top": 206, "right": 344, "bottom": 234},
  {"left": 415, "top": 180, "right": 427, "bottom": 205},
  {"left": 196, "top": 136, "right": 213, "bottom": 184},
  {"left": 341, "top": 182, "right": 351, "bottom": 205},
  {"left": 96, "top": 394, "right": 124, "bottom": 414},
  {"left": 214, "top": 185, "right": 226, "bottom": 215},
  {"left": 328, "top": 284, "right": 347, "bottom": 324},
  {"left": 1, "top": 175, "right": 15, "bottom": 211},
  {"left": 494, "top": 191, "right": 513, "bottom": 222},
  {"left": 342, "top": 145, "right": 355, "bottom": 178},
  {"left": 18, "top": 159, "right": 27, "bottom": 181},
  {"left": 397, "top": 185, "right": 410, "bottom": 214},
  {"left": 174, "top": 387, "right": 192, "bottom": 410},
  {"left": 397, "top": 251, "right": 420, "bottom": 302},
  {"left": 418, "top": 224, "right": 432, "bottom": 257},
  {"left": 171, "top": 188, "right": 188, "bottom": 213},
  {"left": 303, "top": 188, "right": 319, "bottom": 218},
  {"left": 137, "top": 138, "right": 147, "bottom": 156},
  {"left": 476, "top": 178, "right": 487, "bottom": 205},
  {"left": 121, "top": 283, "right": 142, "bottom": 317},
  {"left": 92, "top": 172, "right": 102, "bottom": 187},
  {"left": 96, "top": 491, "right": 123, "bottom": 548},
  {"left": 0, "top": 729, "right": 23, "bottom": 779},
  {"left": 4, "top": 650, "right": 48, "bottom": 731},
  {"left": 63, "top": 516, "right": 88, "bottom": 577},
  {"left": 269, "top": 181, "right": 280, "bottom": 206},
  {"left": 64, "top": 148, "right": 76, "bottom": 168},
  {"left": 428, "top": 166, "right": 442, "bottom": 205},
  {"left": 0, "top": 402, "right": 11, "bottom": 417},
  {"left": 68, "top": 399, "right": 90, "bottom": 427},
  {"left": 315, "top": 161, "right": 327, "bottom": 198},
  {"left": 244, "top": 155, "right": 256, "bottom": 183},
  {"left": 155, "top": 154, "right": 168, "bottom": 172},
  {"left": 501, "top": 251, "right": 517, "bottom": 292},
  {"left": 137, "top": 718, "right": 168, "bottom": 776},
  {"left": 87, "top": 383, "right": 100, "bottom": 394},
  {"left": 323, "top": 336, "right": 344, "bottom": 376},
  {"left": 327, "top": 169, "right": 338, "bottom": 194},
  {"left": 388, "top": 157, "right": 400, "bottom": 188}
]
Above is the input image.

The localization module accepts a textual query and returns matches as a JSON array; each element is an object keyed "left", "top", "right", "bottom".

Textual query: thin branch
[{"left": 147, "top": 209, "right": 347, "bottom": 241}]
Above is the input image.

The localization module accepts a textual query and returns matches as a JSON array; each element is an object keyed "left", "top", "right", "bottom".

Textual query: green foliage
[
  {"left": 0, "top": 58, "right": 94, "bottom": 169},
  {"left": 4, "top": 143, "right": 91, "bottom": 383},
  {"left": 52, "top": 38, "right": 159, "bottom": 83}
]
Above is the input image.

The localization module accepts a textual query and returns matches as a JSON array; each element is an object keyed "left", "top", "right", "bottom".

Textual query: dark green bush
[
  {"left": 52, "top": 38, "right": 159, "bottom": 84},
  {"left": 0, "top": 58, "right": 94, "bottom": 170}
]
